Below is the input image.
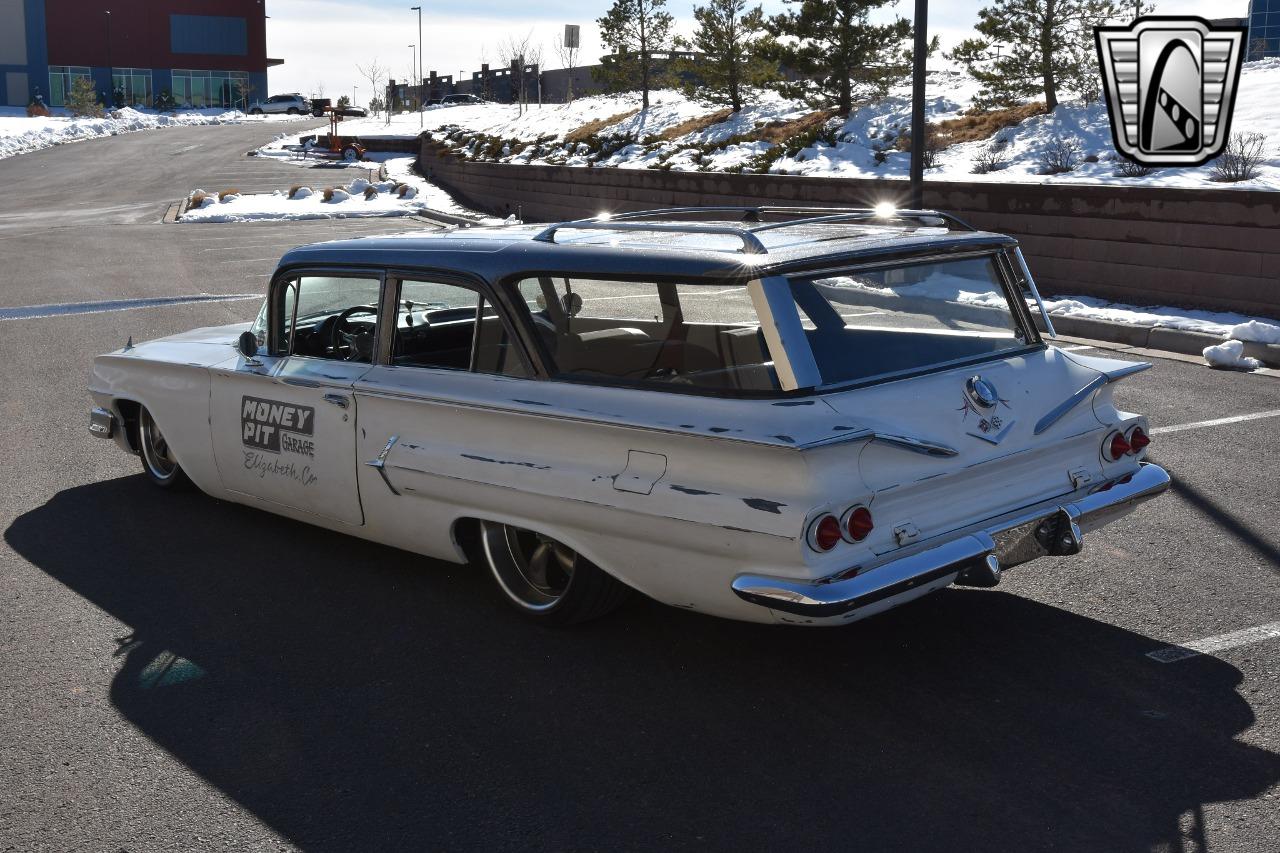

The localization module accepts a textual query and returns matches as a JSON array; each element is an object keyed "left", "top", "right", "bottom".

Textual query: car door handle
[{"left": 323, "top": 393, "right": 349, "bottom": 409}]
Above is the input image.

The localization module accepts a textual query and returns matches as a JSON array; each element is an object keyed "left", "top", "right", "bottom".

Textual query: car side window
[
  {"left": 393, "top": 279, "right": 528, "bottom": 377},
  {"left": 276, "top": 275, "right": 384, "bottom": 363}
]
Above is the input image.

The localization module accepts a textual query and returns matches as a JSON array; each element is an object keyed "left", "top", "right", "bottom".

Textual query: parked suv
[
  {"left": 248, "top": 93, "right": 310, "bottom": 115},
  {"left": 440, "top": 94, "right": 486, "bottom": 106}
]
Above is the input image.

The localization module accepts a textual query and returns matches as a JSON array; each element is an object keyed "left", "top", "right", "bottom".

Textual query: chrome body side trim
[
  {"left": 364, "top": 434, "right": 401, "bottom": 495},
  {"left": 731, "top": 462, "right": 1170, "bottom": 618},
  {"left": 870, "top": 432, "right": 960, "bottom": 457}
]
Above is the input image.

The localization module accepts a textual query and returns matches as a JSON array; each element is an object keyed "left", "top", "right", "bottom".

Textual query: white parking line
[
  {"left": 1151, "top": 409, "right": 1280, "bottom": 435},
  {"left": 1147, "top": 621, "right": 1280, "bottom": 663}
]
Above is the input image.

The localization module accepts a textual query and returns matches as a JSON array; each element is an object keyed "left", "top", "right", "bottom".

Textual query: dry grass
[
  {"left": 363, "top": 186, "right": 379, "bottom": 200},
  {"left": 755, "top": 109, "right": 841, "bottom": 145},
  {"left": 288, "top": 184, "right": 307, "bottom": 198},
  {"left": 899, "top": 102, "right": 1047, "bottom": 152},
  {"left": 395, "top": 183, "right": 410, "bottom": 197},
  {"left": 218, "top": 188, "right": 240, "bottom": 201},
  {"left": 651, "top": 109, "right": 733, "bottom": 142},
  {"left": 565, "top": 109, "right": 640, "bottom": 145},
  {"left": 189, "top": 191, "right": 209, "bottom": 207},
  {"left": 322, "top": 187, "right": 336, "bottom": 202}
]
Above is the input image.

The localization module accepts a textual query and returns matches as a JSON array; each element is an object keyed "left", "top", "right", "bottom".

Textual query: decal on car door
[{"left": 240, "top": 396, "right": 319, "bottom": 486}]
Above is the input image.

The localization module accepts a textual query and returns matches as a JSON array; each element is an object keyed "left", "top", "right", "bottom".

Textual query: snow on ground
[
  {"left": 181, "top": 175, "right": 427, "bottom": 223},
  {"left": 0, "top": 106, "right": 304, "bottom": 160},
  {"left": 284, "top": 59, "right": 1278, "bottom": 190},
  {"left": 1202, "top": 339, "right": 1264, "bottom": 370},
  {"left": 180, "top": 155, "right": 482, "bottom": 223}
]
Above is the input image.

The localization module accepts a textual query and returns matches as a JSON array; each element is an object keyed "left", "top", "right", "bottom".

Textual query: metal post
[
  {"left": 408, "top": 45, "right": 416, "bottom": 113},
  {"left": 104, "top": 10, "right": 113, "bottom": 106},
  {"left": 908, "top": 0, "right": 928, "bottom": 210},
  {"left": 412, "top": 6, "right": 423, "bottom": 127}
]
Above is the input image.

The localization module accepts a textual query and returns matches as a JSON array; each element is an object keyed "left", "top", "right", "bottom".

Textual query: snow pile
[
  {"left": 0, "top": 106, "right": 302, "bottom": 160},
  {"left": 268, "top": 59, "right": 1279, "bottom": 190},
  {"left": 181, "top": 176, "right": 430, "bottom": 223},
  {"left": 1203, "top": 339, "right": 1263, "bottom": 370},
  {"left": 1225, "top": 319, "right": 1280, "bottom": 344}
]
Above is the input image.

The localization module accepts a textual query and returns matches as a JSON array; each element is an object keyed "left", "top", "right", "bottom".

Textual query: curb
[
  {"left": 163, "top": 197, "right": 188, "bottom": 224},
  {"left": 1035, "top": 313, "right": 1280, "bottom": 368}
]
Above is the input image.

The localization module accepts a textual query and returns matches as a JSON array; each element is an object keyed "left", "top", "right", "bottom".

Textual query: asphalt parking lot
[{"left": 1, "top": 124, "right": 1278, "bottom": 852}]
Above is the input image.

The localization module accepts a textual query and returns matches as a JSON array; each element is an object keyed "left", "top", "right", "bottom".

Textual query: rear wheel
[
  {"left": 250, "top": 107, "right": 263, "bottom": 115},
  {"left": 287, "top": 106, "right": 299, "bottom": 115},
  {"left": 341, "top": 145, "right": 360, "bottom": 162},
  {"left": 478, "top": 521, "right": 628, "bottom": 625},
  {"left": 138, "top": 407, "right": 191, "bottom": 489}
]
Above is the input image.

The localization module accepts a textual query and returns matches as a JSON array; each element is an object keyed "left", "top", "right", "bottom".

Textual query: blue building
[
  {"left": 1, "top": 0, "right": 280, "bottom": 109},
  {"left": 1249, "top": 0, "right": 1280, "bottom": 59}
]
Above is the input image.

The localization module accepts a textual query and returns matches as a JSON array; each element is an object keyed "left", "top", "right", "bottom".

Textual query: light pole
[
  {"left": 354, "top": 83, "right": 358, "bottom": 110},
  {"left": 408, "top": 45, "right": 416, "bottom": 113},
  {"left": 104, "top": 10, "right": 113, "bottom": 106},
  {"left": 908, "top": 0, "right": 928, "bottom": 210},
  {"left": 411, "top": 5, "right": 422, "bottom": 127}
]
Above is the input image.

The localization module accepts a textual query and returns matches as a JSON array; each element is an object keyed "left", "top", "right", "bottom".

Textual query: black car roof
[{"left": 276, "top": 208, "right": 1019, "bottom": 283}]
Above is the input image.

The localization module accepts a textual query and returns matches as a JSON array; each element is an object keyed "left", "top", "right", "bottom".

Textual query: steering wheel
[{"left": 329, "top": 305, "right": 378, "bottom": 361}]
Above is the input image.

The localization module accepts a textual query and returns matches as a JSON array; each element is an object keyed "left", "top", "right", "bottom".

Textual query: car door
[
  {"left": 209, "top": 271, "right": 386, "bottom": 526},
  {"left": 352, "top": 274, "right": 535, "bottom": 555}
]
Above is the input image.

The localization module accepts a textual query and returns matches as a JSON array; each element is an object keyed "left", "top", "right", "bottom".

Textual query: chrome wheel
[
  {"left": 139, "top": 408, "right": 180, "bottom": 482},
  {"left": 481, "top": 522, "right": 576, "bottom": 611}
]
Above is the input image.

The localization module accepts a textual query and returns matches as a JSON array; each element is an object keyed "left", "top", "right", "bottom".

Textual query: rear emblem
[
  {"left": 960, "top": 376, "right": 1014, "bottom": 443},
  {"left": 965, "top": 376, "right": 1000, "bottom": 409}
]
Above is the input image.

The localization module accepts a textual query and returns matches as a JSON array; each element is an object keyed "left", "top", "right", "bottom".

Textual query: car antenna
[{"left": 124, "top": 336, "right": 133, "bottom": 351}]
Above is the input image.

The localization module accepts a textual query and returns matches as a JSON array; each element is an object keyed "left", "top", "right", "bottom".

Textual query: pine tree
[
  {"left": 762, "top": 0, "right": 912, "bottom": 114},
  {"left": 680, "top": 0, "right": 776, "bottom": 112},
  {"left": 949, "top": 0, "right": 1128, "bottom": 112},
  {"left": 65, "top": 76, "right": 102, "bottom": 118},
  {"left": 597, "top": 0, "right": 675, "bottom": 109},
  {"left": 336, "top": 95, "right": 351, "bottom": 109}
]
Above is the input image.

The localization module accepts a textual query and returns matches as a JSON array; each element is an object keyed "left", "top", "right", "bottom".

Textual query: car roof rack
[{"left": 531, "top": 206, "right": 975, "bottom": 255}]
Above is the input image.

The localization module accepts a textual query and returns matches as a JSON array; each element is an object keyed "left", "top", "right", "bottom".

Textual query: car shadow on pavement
[{"left": 8, "top": 476, "right": 1280, "bottom": 852}]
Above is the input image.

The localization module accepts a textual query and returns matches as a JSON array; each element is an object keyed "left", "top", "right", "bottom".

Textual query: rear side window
[
  {"left": 789, "top": 254, "right": 1033, "bottom": 386},
  {"left": 512, "top": 276, "right": 780, "bottom": 393}
]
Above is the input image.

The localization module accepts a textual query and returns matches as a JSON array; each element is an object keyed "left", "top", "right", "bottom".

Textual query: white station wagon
[{"left": 88, "top": 207, "right": 1169, "bottom": 625}]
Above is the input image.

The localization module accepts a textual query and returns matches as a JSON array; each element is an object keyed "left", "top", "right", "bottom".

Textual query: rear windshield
[
  {"left": 512, "top": 276, "right": 781, "bottom": 393},
  {"left": 789, "top": 254, "right": 1032, "bottom": 387}
]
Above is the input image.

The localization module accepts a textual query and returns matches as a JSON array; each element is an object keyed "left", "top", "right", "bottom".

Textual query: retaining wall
[{"left": 417, "top": 139, "right": 1280, "bottom": 318}]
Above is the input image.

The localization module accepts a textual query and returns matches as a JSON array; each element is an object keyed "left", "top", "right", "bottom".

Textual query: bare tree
[
  {"left": 356, "top": 59, "right": 387, "bottom": 117},
  {"left": 499, "top": 30, "right": 544, "bottom": 114},
  {"left": 555, "top": 29, "right": 581, "bottom": 103}
]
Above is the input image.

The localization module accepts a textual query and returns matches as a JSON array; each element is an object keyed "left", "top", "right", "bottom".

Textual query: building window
[
  {"left": 48, "top": 66, "right": 91, "bottom": 107},
  {"left": 170, "top": 15, "right": 248, "bottom": 56},
  {"left": 112, "top": 68, "right": 152, "bottom": 107},
  {"left": 171, "top": 69, "right": 250, "bottom": 110}
]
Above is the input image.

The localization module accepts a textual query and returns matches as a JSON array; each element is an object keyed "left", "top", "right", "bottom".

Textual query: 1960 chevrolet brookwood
[{"left": 89, "top": 207, "right": 1169, "bottom": 625}]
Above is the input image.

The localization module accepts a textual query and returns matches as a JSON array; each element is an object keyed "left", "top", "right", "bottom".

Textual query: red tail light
[
  {"left": 1105, "top": 431, "right": 1130, "bottom": 461},
  {"left": 1127, "top": 426, "right": 1150, "bottom": 453},
  {"left": 845, "top": 506, "right": 874, "bottom": 541},
  {"left": 809, "top": 515, "right": 842, "bottom": 552}
]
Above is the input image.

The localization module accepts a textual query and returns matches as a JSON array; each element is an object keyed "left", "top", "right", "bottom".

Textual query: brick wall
[{"left": 418, "top": 140, "right": 1280, "bottom": 318}]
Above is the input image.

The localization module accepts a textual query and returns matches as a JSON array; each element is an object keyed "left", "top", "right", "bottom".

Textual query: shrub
[
  {"left": 218, "top": 188, "right": 240, "bottom": 201},
  {"left": 322, "top": 187, "right": 336, "bottom": 202},
  {"left": 1211, "top": 132, "right": 1267, "bottom": 183},
  {"left": 288, "top": 185, "right": 304, "bottom": 198},
  {"left": 154, "top": 90, "right": 176, "bottom": 112},
  {"left": 65, "top": 77, "right": 102, "bottom": 118},
  {"left": 1113, "top": 157, "right": 1153, "bottom": 178},
  {"left": 364, "top": 186, "right": 378, "bottom": 200},
  {"left": 189, "top": 190, "right": 209, "bottom": 207},
  {"left": 971, "top": 144, "right": 1005, "bottom": 174},
  {"left": 1037, "top": 136, "right": 1082, "bottom": 175}
]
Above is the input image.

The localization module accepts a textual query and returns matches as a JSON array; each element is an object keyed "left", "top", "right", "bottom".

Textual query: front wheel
[
  {"left": 478, "top": 521, "right": 628, "bottom": 625},
  {"left": 138, "top": 407, "right": 191, "bottom": 489},
  {"left": 341, "top": 145, "right": 360, "bottom": 162},
  {"left": 287, "top": 107, "right": 299, "bottom": 115},
  {"left": 250, "top": 107, "right": 263, "bottom": 115}
]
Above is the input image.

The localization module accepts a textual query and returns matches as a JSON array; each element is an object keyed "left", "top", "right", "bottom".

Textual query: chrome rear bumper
[{"left": 731, "top": 462, "right": 1170, "bottom": 618}]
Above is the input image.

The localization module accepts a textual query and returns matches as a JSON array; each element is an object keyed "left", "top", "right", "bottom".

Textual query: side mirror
[
  {"left": 560, "top": 292, "right": 583, "bottom": 317},
  {"left": 237, "top": 330, "right": 259, "bottom": 359}
]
